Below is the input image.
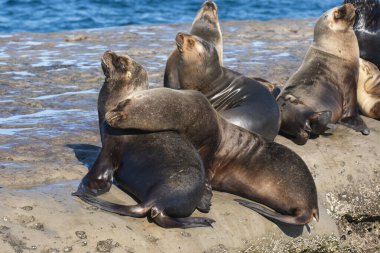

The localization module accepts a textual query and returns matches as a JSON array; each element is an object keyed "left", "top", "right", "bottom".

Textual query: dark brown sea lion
[
  {"left": 171, "top": 32, "right": 281, "bottom": 141},
  {"left": 344, "top": 0, "right": 380, "bottom": 68},
  {"left": 277, "top": 4, "right": 370, "bottom": 145},
  {"left": 74, "top": 51, "right": 214, "bottom": 228},
  {"left": 164, "top": 1, "right": 223, "bottom": 89},
  {"left": 357, "top": 58, "right": 380, "bottom": 118},
  {"left": 106, "top": 88, "right": 319, "bottom": 225}
]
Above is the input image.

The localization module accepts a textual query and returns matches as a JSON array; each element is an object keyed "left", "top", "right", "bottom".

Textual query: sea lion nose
[{"left": 176, "top": 32, "right": 185, "bottom": 45}]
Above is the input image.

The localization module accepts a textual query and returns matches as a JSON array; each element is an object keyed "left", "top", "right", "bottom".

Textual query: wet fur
[
  {"left": 164, "top": 1, "right": 223, "bottom": 89},
  {"left": 75, "top": 51, "right": 214, "bottom": 228},
  {"left": 173, "top": 33, "right": 281, "bottom": 141},
  {"left": 106, "top": 88, "right": 319, "bottom": 225},
  {"left": 277, "top": 4, "right": 369, "bottom": 144},
  {"left": 344, "top": 0, "right": 380, "bottom": 68}
]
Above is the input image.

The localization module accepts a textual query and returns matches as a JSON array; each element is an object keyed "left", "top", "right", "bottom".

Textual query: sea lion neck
[
  {"left": 312, "top": 30, "right": 359, "bottom": 63},
  {"left": 210, "top": 118, "right": 263, "bottom": 183},
  {"left": 178, "top": 58, "right": 224, "bottom": 94}
]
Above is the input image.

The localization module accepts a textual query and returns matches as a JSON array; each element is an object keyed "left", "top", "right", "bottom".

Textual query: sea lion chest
[{"left": 283, "top": 48, "right": 358, "bottom": 122}]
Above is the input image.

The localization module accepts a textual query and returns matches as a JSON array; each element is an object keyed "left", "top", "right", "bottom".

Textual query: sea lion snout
[
  {"left": 176, "top": 33, "right": 196, "bottom": 52},
  {"left": 203, "top": 1, "right": 217, "bottom": 11},
  {"left": 176, "top": 33, "right": 185, "bottom": 52}
]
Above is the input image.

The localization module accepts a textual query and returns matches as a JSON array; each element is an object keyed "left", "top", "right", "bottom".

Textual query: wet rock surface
[{"left": 0, "top": 19, "right": 379, "bottom": 252}]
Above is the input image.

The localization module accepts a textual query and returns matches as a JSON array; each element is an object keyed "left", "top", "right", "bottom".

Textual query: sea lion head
[
  {"left": 101, "top": 50, "right": 148, "bottom": 88},
  {"left": 314, "top": 4, "right": 359, "bottom": 60},
  {"left": 192, "top": 1, "right": 219, "bottom": 28},
  {"left": 316, "top": 4, "right": 356, "bottom": 33},
  {"left": 175, "top": 32, "right": 221, "bottom": 91}
]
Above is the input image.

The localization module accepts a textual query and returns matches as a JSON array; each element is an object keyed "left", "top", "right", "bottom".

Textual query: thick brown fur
[
  {"left": 277, "top": 4, "right": 369, "bottom": 145},
  {"left": 74, "top": 51, "right": 214, "bottom": 228},
  {"left": 164, "top": 1, "right": 223, "bottom": 89},
  {"left": 171, "top": 33, "right": 281, "bottom": 141},
  {"left": 106, "top": 88, "right": 319, "bottom": 226}
]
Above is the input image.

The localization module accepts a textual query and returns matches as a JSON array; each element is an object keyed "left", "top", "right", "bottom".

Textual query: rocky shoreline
[{"left": 0, "top": 19, "right": 379, "bottom": 253}]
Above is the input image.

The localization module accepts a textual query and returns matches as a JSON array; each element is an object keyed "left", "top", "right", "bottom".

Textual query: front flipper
[
  {"left": 339, "top": 115, "right": 370, "bottom": 135},
  {"left": 308, "top": 110, "right": 332, "bottom": 134},
  {"left": 197, "top": 179, "right": 213, "bottom": 213},
  {"left": 152, "top": 211, "right": 215, "bottom": 229}
]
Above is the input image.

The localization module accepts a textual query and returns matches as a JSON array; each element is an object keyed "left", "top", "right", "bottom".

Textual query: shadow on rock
[
  {"left": 66, "top": 144, "right": 100, "bottom": 169},
  {"left": 267, "top": 217, "right": 305, "bottom": 237}
]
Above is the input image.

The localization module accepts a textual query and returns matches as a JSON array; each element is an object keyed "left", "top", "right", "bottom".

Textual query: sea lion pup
[
  {"left": 164, "top": 1, "right": 223, "bottom": 88},
  {"left": 344, "top": 0, "right": 380, "bottom": 68},
  {"left": 172, "top": 33, "right": 281, "bottom": 141},
  {"left": 277, "top": 4, "right": 370, "bottom": 145},
  {"left": 106, "top": 88, "right": 319, "bottom": 225},
  {"left": 357, "top": 58, "right": 380, "bottom": 118},
  {"left": 74, "top": 51, "right": 214, "bottom": 228}
]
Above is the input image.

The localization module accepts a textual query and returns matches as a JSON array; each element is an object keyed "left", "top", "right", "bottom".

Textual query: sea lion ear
[{"left": 334, "top": 6, "right": 347, "bottom": 20}]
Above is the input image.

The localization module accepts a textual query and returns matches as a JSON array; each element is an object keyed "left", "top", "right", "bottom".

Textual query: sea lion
[
  {"left": 74, "top": 51, "right": 214, "bottom": 228},
  {"left": 106, "top": 88, "right": 319, "bottom": 225},
  {"left": 277, "top": 4, "right": 369, "bottom": 145},
  {"left": 172, "top": 32, "right": 281, "bottom": 141},
  {"left": 357, "top": 58, "right": 380, "bottom": 118},
  {"left": 164, "top": 1, "right": 223, "bottom": 89},
  {"left": 344, "top": 0, "right": 380, "bottom": 68}
]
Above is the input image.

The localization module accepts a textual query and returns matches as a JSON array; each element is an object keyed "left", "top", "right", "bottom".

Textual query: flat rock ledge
[{"left": 0, "top": 19, "right": 379, "bottom": 253}]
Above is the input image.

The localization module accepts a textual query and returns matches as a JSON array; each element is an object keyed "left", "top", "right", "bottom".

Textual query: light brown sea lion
[
  {"left": 357, "top": 58, "right": 380, "bottom": 118},
  {"left": 171, "top": 32, "right": 281, "bottom": 141},
  {"left": 74, "top": 51, "right": 214, "bottom": 228},
  {"left": 106, "top": 88, "right": 319, "bottom": 225},
  {"left": 277, "top": 3, "right": 370, "bottom": 145},
  {"left": 164, "top": 1, "right": 223, "bottom": 89}
]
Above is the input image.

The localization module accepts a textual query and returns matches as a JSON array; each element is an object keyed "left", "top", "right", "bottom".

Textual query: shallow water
[
  {"left": 0, "top": 20, "right": 316, "bottom": 184},
  {"left": 0, "top": 0, "right": 340, "bottom": 33}
]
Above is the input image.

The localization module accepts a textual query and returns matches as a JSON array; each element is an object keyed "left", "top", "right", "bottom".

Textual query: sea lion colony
[{"left": 73, "top": 1, "right": 378, "bottom": 229}]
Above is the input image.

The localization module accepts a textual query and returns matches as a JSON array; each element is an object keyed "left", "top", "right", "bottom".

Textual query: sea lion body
[
  {"left": 344, "top": 0, "right": 380, "bottom": 68},
  {"left": 173, "top": 33, "right": 281, "bottom": 141},
  {"left": 75, "top": 51, "right": 214, "bottom": 228},
  {"left": 106, "top": 88, "right": 319, "bottom": 225},
  {"left": 357, "top": 58, "right": 380, "bottom": 118},
  {"left": 277, "top": 4, "right": 369, "bottom": 144},
  {"left": 164, "top": 1, "right": 223, "bottom": 89}
]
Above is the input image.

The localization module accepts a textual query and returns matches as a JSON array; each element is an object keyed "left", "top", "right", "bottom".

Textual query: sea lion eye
[{"left": 188, "top": 39, "right": 195, "bottom": 47}]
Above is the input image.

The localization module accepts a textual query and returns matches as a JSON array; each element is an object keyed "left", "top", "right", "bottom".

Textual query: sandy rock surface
[{"left": 0, "top": 19, "right": 379, "bottom": 253}]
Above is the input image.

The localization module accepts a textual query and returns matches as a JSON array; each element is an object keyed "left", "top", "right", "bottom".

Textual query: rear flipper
[
  {"left": 339, "top": 115, "right": 370, "bottom": 135},
  {"left": 151, "top": 209, "right": 215, "bottom": 229},
  {"left": 72, "top": 192, "right": 149, "bottom": 218},
  {"left": 235, "top": 199, "right": 318, "bottom": 225},
  {"left": 197, "top": 179, "right": 213, "bottom": 213}
]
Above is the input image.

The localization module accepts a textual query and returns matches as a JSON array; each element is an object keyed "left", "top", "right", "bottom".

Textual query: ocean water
[{"left": 0, "top": 0, "right": 341, "bottom": 34}]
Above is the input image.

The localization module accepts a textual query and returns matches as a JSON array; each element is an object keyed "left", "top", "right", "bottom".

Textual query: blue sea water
[{"left": 0, "top": 0, "right": 341, "bottom": 34}]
